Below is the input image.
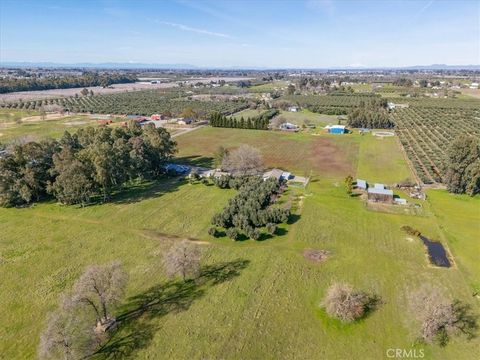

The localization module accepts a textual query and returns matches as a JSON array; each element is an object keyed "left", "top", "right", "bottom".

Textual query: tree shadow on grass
[
  {"left": 94, "top": 259, "right": 250, "bottom": 359},
  {"left": 175, "top": 155, "right": 215, "bottom": 168},
  {"left": 287, "top": 214, "right": 301, "bottom": 225},
  {"left": 108, "top": 176, "right": 187, "bottom": 205}
]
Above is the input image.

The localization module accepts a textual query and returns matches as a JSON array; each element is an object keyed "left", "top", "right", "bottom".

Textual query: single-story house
[
  {"left": 325, "top": 125, "right": 347, "bottom": 134},
  {"left": 280, "top": 122, "right": 299, "bottom": 132},
  {"left": 356, "top": 179, "right": 367, "bottom": 190},
  {"left": 177, "top": 117, "right": 193, "bottom": 125},
  {"left": 469, "top": 82, "right": 479, "bottom": 89},
  {"left": 263, "top": 168, "right": 291, "bottom": 181},
  {"left": 367, "top": 188, "right": 394, "bottom": 203},
  {"left": 288, "top": 106, "right": 299, "bottom": 112},
  {"left": 374, "top": 183, "right": 385, "bottom": 190}
]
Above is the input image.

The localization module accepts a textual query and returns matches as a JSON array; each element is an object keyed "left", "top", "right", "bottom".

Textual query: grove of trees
[
  {"left": 211, "top": 176, "right": 290, "bottom": 240},
  {"left": 0, "top": 122, "right": 176, "bottom": 207},
  {"left": 444, "top": 134, "right": 480, "bottom": 195},
  {"left": 347, "top": 98, "right": 394, "bottom": 129}
]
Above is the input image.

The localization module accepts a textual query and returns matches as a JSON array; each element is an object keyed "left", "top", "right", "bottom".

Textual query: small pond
[{"left": 419, "top": 235, "right": 451, "bottom": 268}]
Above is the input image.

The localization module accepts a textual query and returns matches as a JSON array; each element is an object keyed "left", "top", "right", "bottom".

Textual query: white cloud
[{"left": 156, "top": 20, "right": 232, "bottom": 39}]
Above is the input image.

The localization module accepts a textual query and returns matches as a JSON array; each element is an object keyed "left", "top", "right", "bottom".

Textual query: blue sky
[{"left": 1, "top": 0, "right": 479, "bottom": 67}]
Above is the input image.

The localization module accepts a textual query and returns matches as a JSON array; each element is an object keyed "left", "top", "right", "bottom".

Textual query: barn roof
[{"left": 368, "top": 188, "right": 393, "bottom": 196}]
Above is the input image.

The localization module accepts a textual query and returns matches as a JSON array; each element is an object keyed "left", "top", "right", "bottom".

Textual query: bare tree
[
  {"left": 322, "top": 283, "right": 370, "bottom": 322},
  {"left": 38, "top": 297, "right": 97, "bottom": 360},
  {"left": 222, "top": 144, "right": 264, "bottom": 176},
  {"left": 271, "top": 116, "right": 287, "bottom": 129},
  {"left": 71, "top": 261, "right": 128, "bottom": 333},
  {"left": 409, "top": 285, "right": 477, "bottom": 345},
  {"left": 164, "top": 240, "right": 201, "bottom": 281}
]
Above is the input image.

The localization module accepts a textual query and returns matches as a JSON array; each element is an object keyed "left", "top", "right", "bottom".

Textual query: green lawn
[
  {"left": 427, "top": 190, "right": 480, "bottom": 295},
  {"left": 356, "top": 134, "right": 413, "bottom": 184},
  {"left": 248, "top": 80, "right": 289, "bottom": 92},
  {"left": 228, "top": 108, "right": 263, "bottom": 120},
  {"left": 278, "top": 109, "right": 337, "bottom": 127},
  {"left": 1, "top": 126, "right": 479, "bottom": 359},
  {"left": 0, "top": 108, "right": 40, "bottom": 124},
  {"left": 0, "top": 116, "right": 97, "bottom": 142},
  {"left": 176, "top": 126, "right": 359, "bottom": 178}
]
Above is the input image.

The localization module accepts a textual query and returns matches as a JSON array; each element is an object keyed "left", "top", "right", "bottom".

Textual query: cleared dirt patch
[
  {"left": 309, "top": 137, "right": 356, "bottom": 175},
  {"left": 21, "top": 113, "right": 66, "bottom": 122},
  {"left": 303, "top": 249, "right": 330, "bottom": 263}
]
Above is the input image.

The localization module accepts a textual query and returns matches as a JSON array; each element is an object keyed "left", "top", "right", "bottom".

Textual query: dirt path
[
  {"left": 171, "top": 125, "right": 206, "bottom": 138},
  {"left": 21, "top": 113, "right": 72, "bottom": 122}
]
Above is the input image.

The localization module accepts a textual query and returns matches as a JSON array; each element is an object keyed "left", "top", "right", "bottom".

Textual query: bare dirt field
[
  {"left": 0, "top": 82, "right": 175, "bottom": 102},
  {"left": 460, "top": 88, "right": 480, "bottom": 99}
]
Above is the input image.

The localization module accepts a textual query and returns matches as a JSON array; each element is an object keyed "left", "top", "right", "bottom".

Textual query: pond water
[{"left": 419, "top": 235, "right": 451, "bottom": 268}]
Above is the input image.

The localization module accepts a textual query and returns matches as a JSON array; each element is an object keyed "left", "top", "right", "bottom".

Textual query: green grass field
[
  {"left": 0, "top": 116, "right": 97, "bottom": 142},
  {"left": 228, "top": 108, "right": 263, "bottom": 120},
  {"left": 277, "top": 109, "right": 337, "bottom": 127},
  {"left": 0, "top": 108, "right": 40, "bottom": 124},
  {"left": 356, "top": 135, "right": 413, "bottom": 184},
  {"left": 1, "top": 125, "right": 479, "bottom": 359}
]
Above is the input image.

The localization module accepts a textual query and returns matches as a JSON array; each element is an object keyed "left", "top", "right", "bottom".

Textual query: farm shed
[
  {"left": 280, "top": 122, "right": 299, "bottom": 131},
  {"left": 367, "top": 188, "right": 394, "bottom": 203},
  {"left": 325, "top": 125, "right": 347, "bottom": 134},
  {"left": 356, "top": 179, "right": 367, "bottom": 190}
]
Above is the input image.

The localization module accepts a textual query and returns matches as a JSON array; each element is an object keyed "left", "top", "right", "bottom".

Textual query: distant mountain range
[{"left": 0, "top": 61, "right": 479, "bottom": 71}]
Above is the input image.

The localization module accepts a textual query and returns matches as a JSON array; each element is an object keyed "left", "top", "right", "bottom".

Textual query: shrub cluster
[
  {"left": 0, "top": 122, "right": 176, "bottom": 207},
  {"left": 322, "top": 283, "right": 371, "bottom": 323},
  {"left": 210, "top": 176, "right": 289, "bottom": 240}
]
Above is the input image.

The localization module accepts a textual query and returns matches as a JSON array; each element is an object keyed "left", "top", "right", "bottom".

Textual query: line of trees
[
  {"left": 0, "top": 122, "right": 176, "bottom": 207},
  {"left": 0, "top": 73, "right": 138, "bottom": 93},
  {"left": 209, "top": 109, "right": 279, "bottom": 130},
  {"left": 347, "top": 98, "right": 394, "bottom": 129}
]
